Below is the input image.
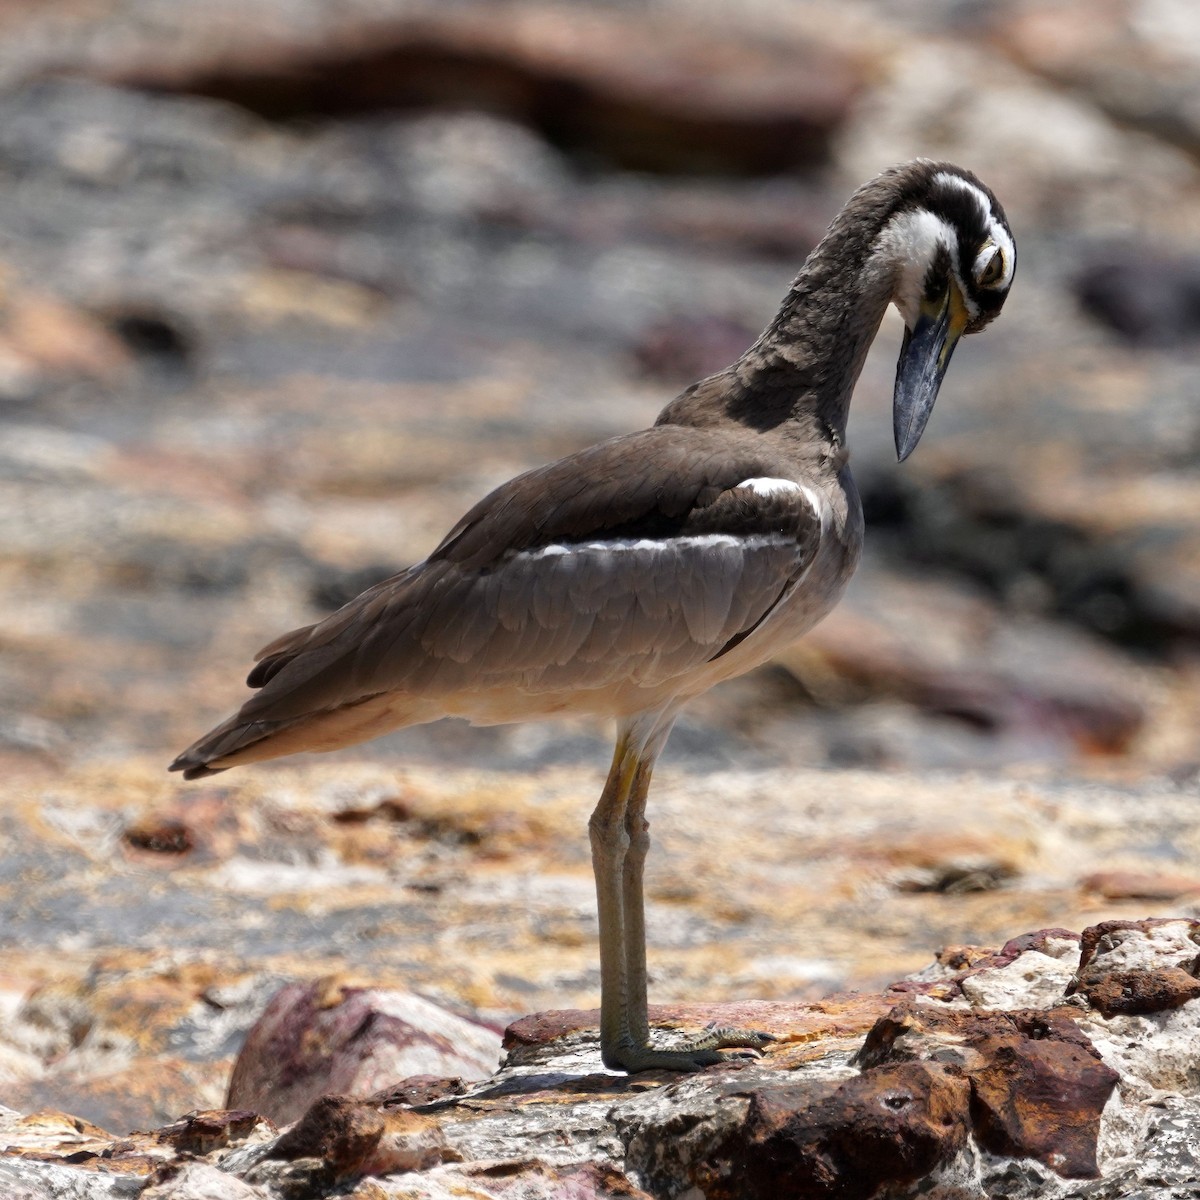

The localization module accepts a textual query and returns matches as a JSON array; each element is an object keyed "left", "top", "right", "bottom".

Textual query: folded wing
[{"left": 169, "top": 426, "right": 823, "bottom": 777}]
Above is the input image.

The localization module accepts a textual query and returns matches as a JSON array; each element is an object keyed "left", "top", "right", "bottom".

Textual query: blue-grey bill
[{"left": 893, "top": 300, "right": 958, "bottom": 462}]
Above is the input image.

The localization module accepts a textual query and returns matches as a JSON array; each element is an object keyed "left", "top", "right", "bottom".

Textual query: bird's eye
[{"left": 977, "top": 248, "right": 1005, "bottom": 288}]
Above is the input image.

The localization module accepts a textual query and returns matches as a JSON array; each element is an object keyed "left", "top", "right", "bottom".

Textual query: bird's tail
[{"left": 168, "top": 712, "right": 293, "bottom": 780}]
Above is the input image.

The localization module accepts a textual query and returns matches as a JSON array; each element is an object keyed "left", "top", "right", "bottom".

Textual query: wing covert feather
[{"left": 222, "top": 461, "right": 825, "bottom": 729}]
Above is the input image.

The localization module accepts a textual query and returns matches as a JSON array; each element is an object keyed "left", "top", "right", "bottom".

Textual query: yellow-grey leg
[
  {"left": 620, "top": 751, "right": 653, "bottom": 1049},
  {"left": 590, "top": 714, "right": 773, "bottom": 1072},
  {"left": 588, "top": 728, "right": 640, "bottom": 1068}
]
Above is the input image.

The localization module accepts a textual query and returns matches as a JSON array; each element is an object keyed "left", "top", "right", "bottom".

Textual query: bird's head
[{"left": 877, "top": 162, "right": 1015, "bottom": 461}]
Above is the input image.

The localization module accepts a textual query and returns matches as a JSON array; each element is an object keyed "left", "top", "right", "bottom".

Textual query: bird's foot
[{"left": 604, "top": 1025, "right": 775, "bottom": 1073}]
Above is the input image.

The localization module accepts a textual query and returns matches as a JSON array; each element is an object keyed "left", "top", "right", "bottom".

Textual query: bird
[{"left": 171, "top": 159, "right": 1015, "bottom": 1072}]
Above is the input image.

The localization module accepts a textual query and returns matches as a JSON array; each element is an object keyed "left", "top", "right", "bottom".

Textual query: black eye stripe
[{"left": 929, "top": 187, "right": 992, "bottom": 249}]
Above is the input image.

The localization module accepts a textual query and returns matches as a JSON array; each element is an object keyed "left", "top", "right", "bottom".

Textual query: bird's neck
[{"left": 658, "top": 196, "right": 899, "bottom": 454}]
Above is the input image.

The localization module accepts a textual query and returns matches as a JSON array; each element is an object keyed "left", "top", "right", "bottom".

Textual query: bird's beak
[{"left": 893, "top": 279, "right": 969, "bottom": 462}]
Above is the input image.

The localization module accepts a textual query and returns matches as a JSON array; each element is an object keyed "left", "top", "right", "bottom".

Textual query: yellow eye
[{"left": 978, "top": 248, "right": 1004, "bottom": 287}]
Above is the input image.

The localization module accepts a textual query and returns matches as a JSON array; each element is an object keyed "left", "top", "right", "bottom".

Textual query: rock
[
  {"left": 265, "top": 1094, "right": 387, "bottom": 1181},
  {"left": 626, "top": 1061, "right": 972, "bottom": 1200},
  {"left": 1070, "top": 917, "right": 1200, "bottom": 1018},
  {"left": 1081, "top": 871, "right": 1200, "bottom": 901},
  {"left": 631, "top": 314, "right": 761, "bottom": 383},
  {"left": 153, "top": 1109, "right": 270, "bottom": 1156},
  {"left": 5, "top": 919, "right": 1200, "bottom": 1197},
  {"left": 141, "top": 1163, "right": 271, "bottom": 1199},
  {"left": 859, "top": 1004, "right": 1119, "bottom": 1178},
  {"left": 994, "top": 0, "right": 1200, "bottom": 163},
  {"left": 3, "top": 10, "right": 1200, "bottom": 1197},
  {"left": 776, "top": 563, "right": 1148, "bottom": 761},
  {"left": 53, "top": 3, "right": 864, "bottom": 175},
  {"left": 226, "top": 981, "right": 502, "bottom": 1125},
  {"left": 1074, "top": 245, "right": 1200, "bottom": 346},
  {"left": 9, "top": 758, "right": 1200, "bottom": 1135}
]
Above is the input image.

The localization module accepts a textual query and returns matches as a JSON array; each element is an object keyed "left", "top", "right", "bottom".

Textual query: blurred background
[
  {"left": 3, "top": 0, "right": 1200, "bottom": 1131},
  {"left": 4, "top": 0, "right": 1200, "bottom": 779}
]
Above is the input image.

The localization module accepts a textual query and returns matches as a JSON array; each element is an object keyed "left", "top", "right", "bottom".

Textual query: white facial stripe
[
  {"left": 933, "top": 170, "right": 1016, "bottom": 290},
  {"left": 735, "top": 477, "right": 803, "bottom": 497},
  {"left": 516, "top": 533, "right": 797, "bottom": 562},
  {"left": 874, "top": 208, "right": 965, "bottom": 324}
]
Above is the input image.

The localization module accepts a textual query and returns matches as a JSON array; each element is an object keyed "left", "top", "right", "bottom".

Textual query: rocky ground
[{"left": 2, "top": 0, "right": 1200, "bottom": 1195}]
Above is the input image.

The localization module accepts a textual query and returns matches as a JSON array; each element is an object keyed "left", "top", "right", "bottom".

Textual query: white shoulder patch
[
  {"left": 735, "top": 477, "right": 804, "bottom": 497},
  {"left": 737, "top": 477, "right": 830, "bottom": 538}
]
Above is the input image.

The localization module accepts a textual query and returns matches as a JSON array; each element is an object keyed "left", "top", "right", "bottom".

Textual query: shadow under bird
[{"left": 172, "top": 160, "right": 1015, "bottom": 1072}]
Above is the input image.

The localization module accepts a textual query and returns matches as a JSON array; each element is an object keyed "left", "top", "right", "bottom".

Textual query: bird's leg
[
  {"left": 590, "top": 717, "right": 773, "bottom": 1073},
  {"left": 619, "top": 751, "right": 653, "bottom": 1049},
  {"left": 589, "top": 729, "right": 640, "bottom": 1067}
]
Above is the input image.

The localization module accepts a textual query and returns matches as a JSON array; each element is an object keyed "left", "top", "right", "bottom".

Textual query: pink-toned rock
[
  {"left": 1080, "top": 871, "right": 1200, "bottom": 901},
  {"left": 85, "top": 3, "right": 863, "bottom": 175},
  {"left": 227, "top": 980, "right": 502, "bottom": 1125}
]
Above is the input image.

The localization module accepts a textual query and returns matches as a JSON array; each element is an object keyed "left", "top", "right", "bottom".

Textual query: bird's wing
[
  {"left": 241, "top": 426, "right": 822, "bottom": 711},
  {"left": 171, "top": 427, "right": 824, "bottom": 773}
]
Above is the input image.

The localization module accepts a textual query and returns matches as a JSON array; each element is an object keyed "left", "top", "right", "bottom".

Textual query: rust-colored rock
[
  {"left": 368, "top": 1074, "right": 468, "bottom": 1109},
  {"left": 1076, "top": 967, "right": 1200, "bottom": 1018},
  {"left": 716, "top": 1063, "right": 970, "bottom": 1200},
  {"left": 1078, "top": 917, "right": 1200, "bottom": 969},
  {"left": 997, "top": 928, "right": 1081, "bottom": 960},
  {"left": 503, "top": 996, "right": 892, "bottom": 1057},
  {"left": 461, "top": 1160, "right": 654, "bottom": 1198},
  {"left": 967, "top": 1032, "right": 1117, "bottom": 1177},
  {"left": 122, "top": 815, "right": 195, "bottom": 856},
  {"left": 152, "top": 1108, "right": 266, "bottom": 1155},
  {"left": 91, "top": 4, "right": 863, "bottom": 175},
  {"left": 269, "top": 1094, "right": 384, "bottom": 1178},
  {"left": 1071, "top": 918, "right": 1200, "bottom": 1016},
  {"left": 857, "top": 1003, "right": 1118, "bottom": 1179},
  {"left": 362, "top": 1107, "right": 460, "bottom": 1176}
]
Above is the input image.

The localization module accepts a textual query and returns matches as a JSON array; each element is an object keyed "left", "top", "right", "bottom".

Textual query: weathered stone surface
[
  {"left": 141, "top": 1162, "right": 271, "bottom": 1198},
  {"left": 859, "top": 994, "right": 1120, "bottom": 1176},
  {"left": 968, "top": 1029, "right": 1117, "bottom": 1177},
  {"left": 718, "top": 1063, "right": 970, "bottom": 1200},
  {"left": 503, "top": 994, "right": 893, "bottom": 1063},
  {"left": 31, "top": 2, "right": 864, "bottom": 175},
  {"left": 153, "top": 1110, "right": 270, "bottom": 1156},
  {"left": 6, "top": 759, "right": 1200, "bottom": 1137},
  {"left": 226, "top": 982, "right": 502, "bottom": 1125},
  {"left": 367, "top": 1075, "right": 468, "bottom": 1109},
  {"left": 1070, "top": 918, "right": 1200, "bottom": 1017},
  {"left": 262, "top": 1094, "right": 385, "bottom": 1184},
  {"left": 1081, "top": 870, "right": 1200, "bottom": 901},
  {"left": 6, "top": 923, "right": 1200, "bottom": 1197},
  {"left": 994, "top": 0, "right": 1200, "bottom": 162}
]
